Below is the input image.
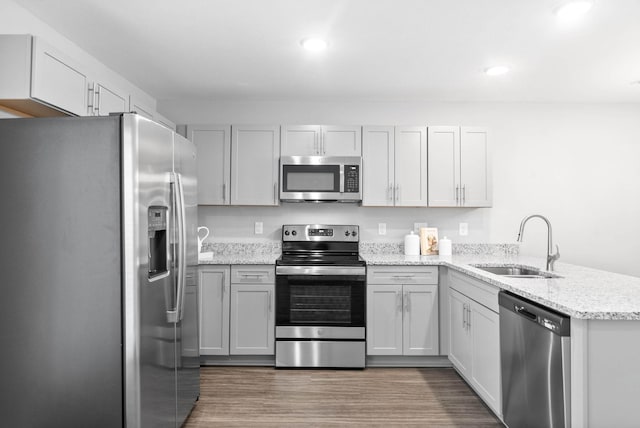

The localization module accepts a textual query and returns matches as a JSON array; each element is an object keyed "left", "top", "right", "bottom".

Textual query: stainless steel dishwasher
[{"left": 499, "top": 291, "right": 571, "bottom": 428}]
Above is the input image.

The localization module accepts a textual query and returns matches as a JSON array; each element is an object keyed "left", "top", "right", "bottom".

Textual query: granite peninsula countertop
[
  {"left": 363, "top": 253, "right": 640, "bottom": 321},
  {"left": 196, "top": 242, "right": 640, "bottom": 320}
]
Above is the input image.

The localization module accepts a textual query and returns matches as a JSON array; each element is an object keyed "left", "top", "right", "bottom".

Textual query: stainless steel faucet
[{"left": 517, "top": 214, "right": 560, "bottom": 271}]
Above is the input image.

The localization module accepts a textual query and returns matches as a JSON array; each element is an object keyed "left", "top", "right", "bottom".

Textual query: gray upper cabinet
[
  {"left": 428, "top": 126, "right": 491, "bottom": 207},
  {"left": 230, "top": 125, "right": 280, "bottom": 206},
  {"left": 30, "top": 37, "right": 89, "bottom": 117},
  {"left": 187, "top": 125, "right": 231, "bottom": 205},
  {"left": 362, "top": 126, "right": 395, "bottom": 206},
  {"left": 362, "top": 125, "right": 428, "bottom": 207},
  {"left": 394, "top": 126, "right": 428, "bottom": 206},
  {"left": 87, "top": 81, "right": 127, "bottom": 116},
  {"left": 128, "top": 95, "right": 154, "bottom": 120},
  {"left": 281, "top": 125, "right": 361, "bottom": 156},
  {"left": 0, "top": 35, "right": 87, "bottom": 117}
]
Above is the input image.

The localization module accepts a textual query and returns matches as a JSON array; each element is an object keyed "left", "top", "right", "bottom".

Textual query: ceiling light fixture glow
[
  {"left": 301, "top": 37, "right": 328, "bottom": 52},
  {"left": 556, "top": 1, "right": 593, "bottom": 20},
  {"left": 485, "top": 66, "right": 510, "bottom": 76}
]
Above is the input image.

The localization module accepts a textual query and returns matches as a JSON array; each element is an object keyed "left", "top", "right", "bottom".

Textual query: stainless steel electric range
[{"left": 275, "top": 224, "right": 366, "bottom": 368}]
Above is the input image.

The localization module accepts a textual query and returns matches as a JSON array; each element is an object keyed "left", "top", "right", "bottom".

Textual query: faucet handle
[{"left": 548, "top": 244, "right": 560, "bottom": 271}]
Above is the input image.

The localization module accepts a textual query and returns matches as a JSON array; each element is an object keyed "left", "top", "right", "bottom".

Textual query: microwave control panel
[{"left": 344, "top": 165, "right": 360, "bottom": 193}]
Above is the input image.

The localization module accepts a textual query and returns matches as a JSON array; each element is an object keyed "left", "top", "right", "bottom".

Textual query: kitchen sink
[{"left": 472, "top": 264, "right": 561, "bottom": 279}]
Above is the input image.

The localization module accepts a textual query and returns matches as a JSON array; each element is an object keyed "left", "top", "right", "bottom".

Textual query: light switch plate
[
  {"left": 254, "top": 221, "right": 263, "bottom": 234},
  {"left": 378, "top": 223, "right": 387, "bottom": 235},
  {"left": 459, "top": 222, "right": 469, "bottom": 236}
]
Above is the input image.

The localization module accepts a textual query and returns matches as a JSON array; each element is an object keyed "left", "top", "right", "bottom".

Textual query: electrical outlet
[
  {"left": 254, "top": 222, "right": 263, "bottom": 234},
  {"left": 459, "top": 222, "right": 469, "bottom": 236},
  {"left": 414, "top": 222, "right": 428, "bottom": 233},
  {"left": 378, "top": 223, "right": 387, "bottom": 235}
]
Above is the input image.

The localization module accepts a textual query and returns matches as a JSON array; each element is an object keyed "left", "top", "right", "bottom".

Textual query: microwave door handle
[{"left": 340, "top": 165, "right": 345, "bottom": 193}]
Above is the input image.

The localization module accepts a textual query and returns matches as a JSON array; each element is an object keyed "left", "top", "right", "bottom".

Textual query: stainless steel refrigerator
[{"left": 0, "top": 113, "right": 199, "bottom": 427}]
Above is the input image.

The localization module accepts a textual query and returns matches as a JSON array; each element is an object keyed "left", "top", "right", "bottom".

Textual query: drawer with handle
[
  {"left": 367, "top": 266, "right": 438, "bottom": 285},
  {"left": 231, "top": 265, "right": 275, "bottom": 284}
]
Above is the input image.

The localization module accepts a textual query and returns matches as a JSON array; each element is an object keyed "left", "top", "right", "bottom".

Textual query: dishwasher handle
[{"left": 515, "top": 305, "right": 537, "bottom": 321}]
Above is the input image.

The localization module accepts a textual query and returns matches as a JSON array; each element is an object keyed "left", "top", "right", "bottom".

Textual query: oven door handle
[{"left": 276, "top": 266, "right": 366, "bottom": 276}]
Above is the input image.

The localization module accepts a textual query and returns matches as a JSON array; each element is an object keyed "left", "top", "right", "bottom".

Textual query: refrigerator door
[
  {"left": 122, "top": 114, "right": 177, "bottom": 428},
  {"left": 174, "top": 132, "right": 201, "bottom": 424}
]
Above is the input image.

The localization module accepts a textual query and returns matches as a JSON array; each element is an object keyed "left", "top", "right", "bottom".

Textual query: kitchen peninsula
[{"left": 199, "top": 242, "right": 640, "bottom": 427}]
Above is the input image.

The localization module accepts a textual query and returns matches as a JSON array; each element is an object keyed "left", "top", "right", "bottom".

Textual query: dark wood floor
[{"left": 183, "top": 366, "right": 503, "bottom": 427}]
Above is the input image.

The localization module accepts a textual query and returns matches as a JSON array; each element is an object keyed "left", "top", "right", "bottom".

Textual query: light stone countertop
[
  {"left": 363, "top": 253, "right": 640, "bottom": 321},
  {"left": 195, "top": 241, "right": 640, "bottom": 320}
]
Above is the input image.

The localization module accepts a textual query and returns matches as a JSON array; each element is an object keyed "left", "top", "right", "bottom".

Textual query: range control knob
[
  {"left": 291, "top": 230, "right": 297, "bottom": 236},
  {"left": 352, "top": 230, "right": 358, "bottom": 237},
  {"left": 284, "top": 230, "right": 290, "bottom": 236},
  {"left": 344, "top": 231, "right": 350, "bottom": 237}
]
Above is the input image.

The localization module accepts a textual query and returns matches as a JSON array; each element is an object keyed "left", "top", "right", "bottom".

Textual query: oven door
[{"left": 275, "top": 266, "right": 365, "bottom": 335}]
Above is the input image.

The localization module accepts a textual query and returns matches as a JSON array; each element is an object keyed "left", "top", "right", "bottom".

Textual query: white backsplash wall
[
  {"left": 198, "top": 205, "right": 490, "bottom": 244},
  {"left": 164, "top": 100, "right": 640, "bottom": 277}
]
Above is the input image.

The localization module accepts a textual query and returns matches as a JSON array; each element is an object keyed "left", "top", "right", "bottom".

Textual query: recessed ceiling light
[
  {"left": 301, "top": 37, "right": 328, "bottom": 52},
  {"left": 485, "top": 66, "right": 510, "bottom": 76},
  {"left": 556, "top": 1, "right": 593, "bottom": 20}
]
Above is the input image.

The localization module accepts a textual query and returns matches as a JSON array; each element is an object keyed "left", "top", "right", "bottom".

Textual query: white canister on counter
[
  {"left": 404, "top": 231, "right": 420, "bottom": 256},
  {"left": 439, "top": 236, "right": 452, "bottom": 256}
]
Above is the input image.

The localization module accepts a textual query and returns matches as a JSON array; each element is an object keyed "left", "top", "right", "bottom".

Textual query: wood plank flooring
[{"left": 183, "top": 367, "right": 503, "bottom": 427}]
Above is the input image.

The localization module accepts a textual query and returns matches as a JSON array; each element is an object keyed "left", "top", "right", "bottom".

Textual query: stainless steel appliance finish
[
  {"left": 499, "top": 291, "right": 571, "bottom": 428},
  {"left": 275, "top": 224, "right": 366, "bottom": 368},
  {"left": 0, "top": 114, "right": 199, "bottom": 428},
  {"left": 280, "top": 156, "right": 362, "bottom": 202},
  {"left": 276, "top": 341, "right": 366, "bottom": 368}
]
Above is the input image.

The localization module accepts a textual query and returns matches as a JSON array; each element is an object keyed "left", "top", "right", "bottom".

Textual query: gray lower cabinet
[
  {"left": 367, "top": 266, "right": 439, "bottom": 356},
  {"left": 448, "top": 270, "right": 501, "bottom": 417},
  {"left": 229, "top": 265, "right": 275, "bottom": 355},
  {"left": 198, "top": 266, "right": 230, "bottom": 355},
  {"left": 198, "top": 265, "right": 275, "bottom": 357}
]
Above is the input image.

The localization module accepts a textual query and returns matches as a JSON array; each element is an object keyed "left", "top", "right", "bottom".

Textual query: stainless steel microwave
[{"left": 280, "top": 156, "right": 362, "bottom": 202}]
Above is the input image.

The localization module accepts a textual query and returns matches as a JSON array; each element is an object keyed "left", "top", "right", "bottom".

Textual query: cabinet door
[
  {"left": 187, "top": 125, "right": 231, "bottom": 205},
  {"left": 402, "top": 284, "right": 439, "bottom": 356},
  {"left": 89, "top": 82, "right": 127, "bottom": 116},
  {"left": 394, "top": 126, "right": 428, "bottom": 206},
  {"left": 30, "top": 37, "right": 88, "bottom": 116},
  {"left": 362, "top": 126, "right": 395, "bottom": 206},
  {"left": 230, "top": 125, "right": 280, "bottom": 206},
  {"left": 198, "top": 267, "right": 230, "bottom": 355},
  {"left": 367, "top": 284, "right": 403, "bottom": 355},
  {"left": 428, "top": 126, "right": 460, "bottom": 207},
  {"left": 322, "top": 125, "right": 362, "bottom": 156},
  {"left": 470, "top": 301, "right": 502, "bottom": 416},
  {"left": 128, "top": 96, "right": 154, "bottom": 120},
  {"left": 281, "top": 125, "right": 321, "bottom": 156},
  {"left": 460, "top": 127, "right": 491, "bottom": 207},
  {"left": 448, "top": 288, "right": 471, "bottom": 377},
  {"left": 230, "top": 283, "right": 275, "bottom": 355}
]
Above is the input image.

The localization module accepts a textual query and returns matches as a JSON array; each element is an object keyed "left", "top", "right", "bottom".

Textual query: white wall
[{"left": 161, "top": 99, "right": 640, "bottom": 277}]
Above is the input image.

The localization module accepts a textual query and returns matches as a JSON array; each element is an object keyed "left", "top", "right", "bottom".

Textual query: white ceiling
[{"left": 13, "top": 0, "right": 640, "bottom": 103}]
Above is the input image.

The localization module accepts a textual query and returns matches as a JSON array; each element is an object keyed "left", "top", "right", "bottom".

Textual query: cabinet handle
[
  {"left": 462, "top": 303, "right": 467, "bottom": 328},
  {"left": 462, "top": 185, "right": 466, "bottom": 205},
  {"left": 395, "top": 184, "right": 400, "bottom": 203},
  {"left": 455, "top": 185, "right": 460, "bottom": 205},
  {"left": 466, "top": 304, "right": 471, "bottom": 329},
  {"left": 404, "top": 291, "right": 410, "bottom": 312},
  {"left": 396, "top": 291, "right": 402, "bottom": 313},
  {"left": 268, "top": 290, "right": 272, "bottom": 312},
  {"left": 222, "top": 182, "right": 226, "bottom": 203},
  {"left": 388, "top": 184, "right": 393, "bottom": 202},
  {"left": 274, "top": 182, "right": 277, "bottom": 204}
]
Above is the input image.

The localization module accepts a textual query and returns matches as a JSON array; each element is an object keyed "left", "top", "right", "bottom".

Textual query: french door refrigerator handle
[{"left": 176, "top": 172, "right": 187, "bottom": 321}]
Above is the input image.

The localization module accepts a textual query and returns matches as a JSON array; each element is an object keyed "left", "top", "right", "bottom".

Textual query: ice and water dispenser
[{"left": 148, "top": 207, "right": 168, "bottom": 279}]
